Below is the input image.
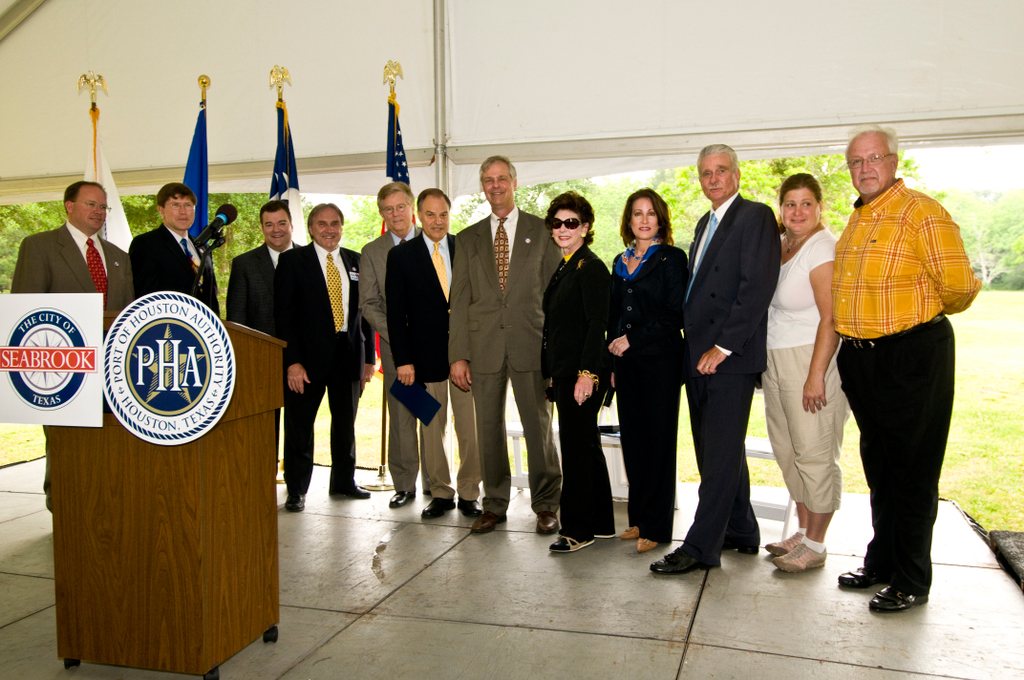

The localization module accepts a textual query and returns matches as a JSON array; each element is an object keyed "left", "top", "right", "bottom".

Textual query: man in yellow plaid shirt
[{"left": 833, "top": 124, "right": 981, "bottom": 613}]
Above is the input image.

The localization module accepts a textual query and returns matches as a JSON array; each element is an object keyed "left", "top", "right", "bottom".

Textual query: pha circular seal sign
[{"left": 103, "top": 292, "right": 235, "bottom": 445}]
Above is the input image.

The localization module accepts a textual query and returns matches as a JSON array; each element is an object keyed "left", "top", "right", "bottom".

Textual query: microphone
[{"left": 195, "top": 204, "right": 237, "bottom": 246}]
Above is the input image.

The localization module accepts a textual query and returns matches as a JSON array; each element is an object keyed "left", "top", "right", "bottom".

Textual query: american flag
[{"left": 386, "top": 94, "right": 409, "bottom": 184}]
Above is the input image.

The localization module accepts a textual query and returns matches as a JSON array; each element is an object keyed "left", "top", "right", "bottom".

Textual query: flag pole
[{"left": 364, "top": 60, "right": 409, "bottom": 493}]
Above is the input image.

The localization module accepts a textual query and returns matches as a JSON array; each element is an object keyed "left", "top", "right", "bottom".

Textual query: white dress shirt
[{"left": 311, "top": 240, "right": 350, "bottom": 333}]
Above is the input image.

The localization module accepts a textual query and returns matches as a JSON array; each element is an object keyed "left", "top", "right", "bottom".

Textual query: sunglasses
[{"left": 550, "top": 218, "right": 583, "bottom": 229}]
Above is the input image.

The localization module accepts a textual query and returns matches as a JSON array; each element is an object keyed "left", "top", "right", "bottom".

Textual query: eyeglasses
[
  {"left": 550, "top": 218, "right": 583, "bottom": 230},
  {"left": 166, "top": 202, "right": 196, "bottom": 212},
  {"left": 382, "top": 203, "right": 409, "bottom": 216},
  {"left": 79, "top": 200, "right": 112, "bottom": 213},
  {"left": 846, "top": 153, "right": 894, "bottom": 171}
]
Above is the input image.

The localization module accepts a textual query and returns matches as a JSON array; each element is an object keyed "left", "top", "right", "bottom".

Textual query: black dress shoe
[
  {"left": 869, "top": 586, "right": 928, "bottom": 612},
  {"left": 284, "top": 494, "right": 305, "bottom": 512},
  {"left": 650, "top": 547, "right": 710, "bottom": 574},
  {"left": 332, "top": 485, "right": 371, "bottom": 499},
  {"left": 457, "top": 498, "right": 483, "bottom": 516},
  {"left": 722, "top": 540, "right": 760, "bottom": 555},
  {"left": 838, "top": 567, "right": 886, "bottom": 589},
  {"left": 389, "top": 491, "right": 415, "bottom": 508},
  {"left": 421, "top": 497, "right": 456, "bottom": 518}
]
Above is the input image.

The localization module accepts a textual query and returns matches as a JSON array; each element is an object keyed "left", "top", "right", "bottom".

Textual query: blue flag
[
  {"left": 183, "top": 104, "right": 208, "bottom": 238},
  {"left": 270, "top": 101, "right": 305, "bottom": 243},
  {"left": 387, "top": 95, "right": 409, "bottom": 184}
]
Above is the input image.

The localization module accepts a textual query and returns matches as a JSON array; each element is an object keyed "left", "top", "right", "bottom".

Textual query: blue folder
[{"left": 389, "top": 378, "right": 442, "bottom": 426}]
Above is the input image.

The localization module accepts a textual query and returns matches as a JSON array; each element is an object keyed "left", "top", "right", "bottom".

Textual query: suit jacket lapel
[
  {"left": 338, "top": 249, "right": 360, "bottom": 325},
  {"left": 475, "top": 222, "right": 503, "bottom": 296},
  {"left": 690, "top": 195, "right": 744, "bottom": 289},
  {"left": 57, "top": 225, "right": 96, "bottom": 292},
  {"left": 629, "top": 247, "right": 665, "bottom": 285},
  {"left": 256, "top": 245, "right": 276, "bottom": 290},
  {"left": 505, "top": 215, "right": 536, "bottom": 292}
]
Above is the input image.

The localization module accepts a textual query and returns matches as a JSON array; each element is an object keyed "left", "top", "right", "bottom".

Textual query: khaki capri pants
[{"left": 762, "top": 344, "right": 849, "bottom": 514}]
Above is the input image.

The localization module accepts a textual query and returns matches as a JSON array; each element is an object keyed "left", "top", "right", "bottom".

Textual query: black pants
[
  {"left": 837, "top": 317, "right": 954, "bottom": 596},
  {"left": 553, "top": 377, "right": 614, "bottom": 541},
  {"left": 283, "top": 354, "right": 360, "bottom": 497},
  {"left": 615, "top": 353, "right": 682, "bottom": 543},
  {"left": 682, "top": 366, "right": 760, "bottom": 566}
]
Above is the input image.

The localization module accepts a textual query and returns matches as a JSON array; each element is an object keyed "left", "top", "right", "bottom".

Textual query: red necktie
[{"left": 86, "top": 238, "right": 108, "bottom": 308}]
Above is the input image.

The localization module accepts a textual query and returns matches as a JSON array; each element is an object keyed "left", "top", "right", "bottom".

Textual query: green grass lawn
[{"left": 3, "top": 291, "right": 1022, "bottom": 531}]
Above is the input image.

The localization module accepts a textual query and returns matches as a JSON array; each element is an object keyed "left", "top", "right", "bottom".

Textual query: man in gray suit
[
  {"left": 358, "top": 181, "right": 425, "bottom": 508},
  {"left": 449, "top": 156, "right": 563, "bottom": 534},
  {"left": 226, "top": 199, "right": 296, "bottom": 453},
  {"left": 11, "top": 180, "right": 135, "bottom": 511},
  {"left": 226, "top": 199, "right": 295, "bottom": 337}
]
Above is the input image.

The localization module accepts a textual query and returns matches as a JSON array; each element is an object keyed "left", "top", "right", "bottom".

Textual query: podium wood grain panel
[{"left": 50, "top": 321, "right": 282, "bottom": 675}]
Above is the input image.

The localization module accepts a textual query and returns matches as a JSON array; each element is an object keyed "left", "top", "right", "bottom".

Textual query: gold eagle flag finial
[
  {"left": 270, "top": 65, "right": 291, "bottom": 102},
  {"left": 383, "top": 60, "right": 403, "bottom": 97},
  {"left": 77, "top": 71, "right": 108, "bottom": 109}
]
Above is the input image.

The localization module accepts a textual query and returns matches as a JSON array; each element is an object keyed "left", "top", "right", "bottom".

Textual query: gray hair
[
  {"left": 847, "top": 124, "right": 899, "bottom": 156},
  {"left": 376, "top": 181, "right": 415, "bottom": 211},
  {"left": 697, "top": 144, "right": 739, "bottom": 172},
  {"left": 479, "top": 155, "right": 517, "bottom": 186}
]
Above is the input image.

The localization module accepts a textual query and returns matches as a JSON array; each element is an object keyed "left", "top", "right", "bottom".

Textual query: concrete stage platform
[{"left": 1, "top": 458, "right": 1021, "bottom": 679}]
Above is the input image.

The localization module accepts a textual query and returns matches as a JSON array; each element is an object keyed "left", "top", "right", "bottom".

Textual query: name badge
[{"left": 349, "top": 271, "right": 359, "bottom": 281}]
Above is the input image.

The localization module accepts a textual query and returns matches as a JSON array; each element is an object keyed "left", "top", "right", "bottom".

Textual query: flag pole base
[
  {"left": 276, "top": 458, "right": 286, "bottom": 485},
  {"left": 362, "top": 465, "right": 394, "bottom": 492}
]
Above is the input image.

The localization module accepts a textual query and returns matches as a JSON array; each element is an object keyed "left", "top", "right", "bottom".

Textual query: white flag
[{"left": 84, "top": 107, "right": 132, "bottom": 252}]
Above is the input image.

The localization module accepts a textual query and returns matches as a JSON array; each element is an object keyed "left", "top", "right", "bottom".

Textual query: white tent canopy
[{"left": 2, "top": 0, "right": 1023, "bottom": 205}]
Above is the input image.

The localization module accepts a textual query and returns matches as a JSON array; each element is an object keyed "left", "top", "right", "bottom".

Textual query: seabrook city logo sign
[
  {"left": 1, "top": 310, "right": 97, "bottom": 410},
  {"left": 104, "top": 292, "right": 235, "bottom": 445}
]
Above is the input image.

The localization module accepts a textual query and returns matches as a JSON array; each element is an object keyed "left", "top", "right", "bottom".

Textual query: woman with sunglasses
[
  {"left": 607, "top": 188, "right": 686, "bottom": 554},
  {"left": 541, "top": 191, "right": 615, "bottom": 553}
]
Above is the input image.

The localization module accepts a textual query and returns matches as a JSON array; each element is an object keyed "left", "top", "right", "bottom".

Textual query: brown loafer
[
  {"left": 637, "top": 538, "right": 659, "bottom": 553},
  {"left": 536, "top": 510, "right": 559, "bottom": 534},
  {"left": 619, "top": 526, "right": 640, "bottom": 540},
  {"left": 470, "top": 511, "right": 506, "bottom": 533}
]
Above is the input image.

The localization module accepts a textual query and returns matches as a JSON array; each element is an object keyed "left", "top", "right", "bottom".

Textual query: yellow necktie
[
  {"left": 433, "top": 241, "right": 449, "bottom": 301},
  {"left": 326, "top": 252, "right": 345, "bottom": 332}
]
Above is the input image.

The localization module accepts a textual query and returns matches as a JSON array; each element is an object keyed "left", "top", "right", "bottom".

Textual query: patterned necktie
[
  {"left": 686, "top": 212, "right": 719, "bottom": 301},
  {"left": 433, "top": 241, "right": 449, "bottom": 301},
  {"left": 85, "top": 238, "right": 108, "bottom": 308},
  {"left": 494, "top": 217, "right": 509, "bottom": 291},
  {"left": 326, "top": 252, "right": 345, "bottom": 332},
  {"left": 180, "top": 237, "right": 199, "bottom": 273}
]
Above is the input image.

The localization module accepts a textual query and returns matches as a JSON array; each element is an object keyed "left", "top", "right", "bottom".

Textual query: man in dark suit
[
  {"left": 651, "top": 144, "right": 780, "bottom": 574},
  {"left": 12, "top": 180, "right": 136, "bottom": 511},
  {"left": 274, "top": 203, "right": 376, "bottom": 511},
  {"left": 129, "top": 182, "right": 219, "bottom": 313},
  {"left": 226, "top": 199, "right": 296, "bottom": 454},
  {"left": 226, "top": 199, "right": 295, "bottom": 336},
  {"left": 386, "top": 189, "right": 482, "bottom": 519},
  {"left": 359, "top": 182, "right": 425, "bottom": 509},
  {"left": 449, "top": 156, "right": 563, "bottom": 534}
]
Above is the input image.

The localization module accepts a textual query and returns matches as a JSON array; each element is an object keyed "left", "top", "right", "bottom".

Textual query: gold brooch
[{"left": 576, "top": 259, "right": 585, "bottom": 270}]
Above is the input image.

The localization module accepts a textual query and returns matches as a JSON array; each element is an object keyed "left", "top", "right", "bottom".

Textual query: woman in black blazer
[
  {"left": 607, "top": 188, "right": 687, "bottom": 553},
  {"left": 541, "top": 191, "right": 615, "bottom": 553}
]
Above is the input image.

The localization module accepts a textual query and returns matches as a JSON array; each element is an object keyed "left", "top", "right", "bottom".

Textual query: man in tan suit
[
  {"left": 11, "top": 180, "right": 135, "bottom": 510},
  {"left": 358, "top": 182, "right": 425, "bottom": 508},
  {"left": 449, "top": 156, "right": 563, "bottom": 534}
]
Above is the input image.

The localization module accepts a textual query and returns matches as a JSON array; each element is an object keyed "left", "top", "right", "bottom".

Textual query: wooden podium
[{"left": 49, "top": 321, "right": 283, "bottom": 678}]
